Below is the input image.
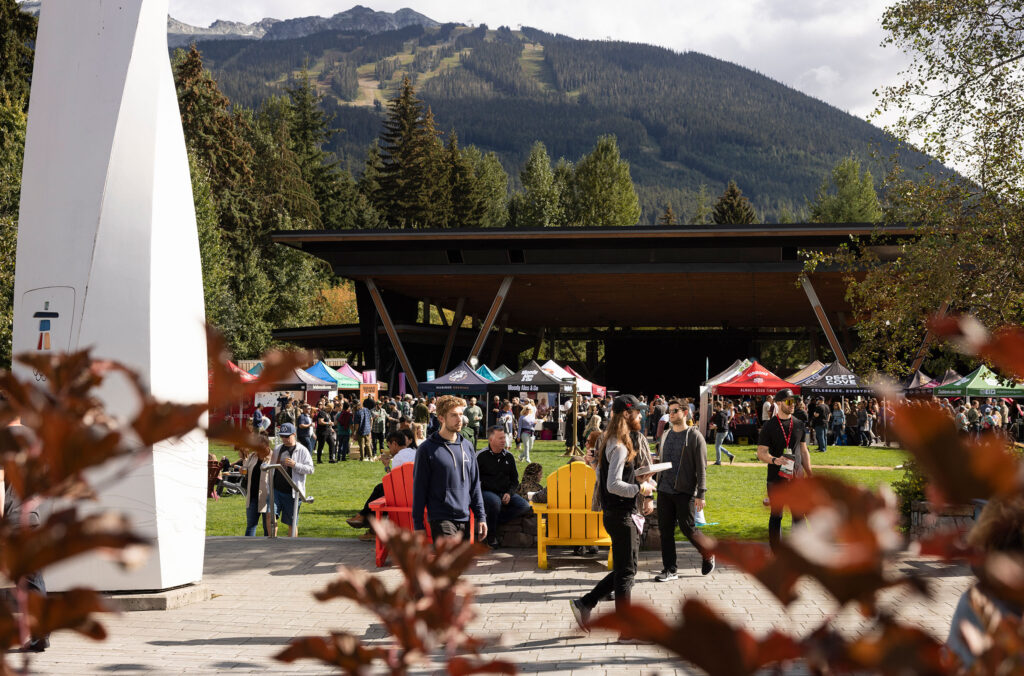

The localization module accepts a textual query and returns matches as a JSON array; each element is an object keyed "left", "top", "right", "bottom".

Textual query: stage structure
[{"left": 12, "top": 0, "right": 208, "bottom": 591}]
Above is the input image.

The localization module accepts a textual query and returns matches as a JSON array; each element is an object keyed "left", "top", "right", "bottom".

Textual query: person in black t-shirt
[
  {"left": 756, "top": 388, "right": 813, "bottom": 554},
  {"left": 809, "top": 396, "right": 830, "bottom": 453}
]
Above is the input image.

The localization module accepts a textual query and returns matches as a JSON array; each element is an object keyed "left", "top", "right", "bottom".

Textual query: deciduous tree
[{"left": 808, "top": 156, "right": 882, "bottom": 223}]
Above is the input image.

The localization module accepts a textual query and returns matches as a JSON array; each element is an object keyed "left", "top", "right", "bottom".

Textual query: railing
[{"left": 263, "top": 463, "right": 314, "bottom": 538}]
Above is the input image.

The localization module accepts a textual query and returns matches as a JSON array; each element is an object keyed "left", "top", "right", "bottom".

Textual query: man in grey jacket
[{"left": 654, "top": 399, "right": 714, "bottom": 581}]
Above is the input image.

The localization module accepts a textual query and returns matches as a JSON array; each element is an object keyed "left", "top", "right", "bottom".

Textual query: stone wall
[
  {"left": 496, "top": 509, "right": 662, "bottom": 551},
  {"left": 909, "top": 501, "right": 977, "bottom": 538}
]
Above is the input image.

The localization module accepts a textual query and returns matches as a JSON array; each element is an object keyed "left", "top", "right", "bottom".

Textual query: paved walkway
[{"left": 24, "top": 538, "right": 970, "bottom": 675}]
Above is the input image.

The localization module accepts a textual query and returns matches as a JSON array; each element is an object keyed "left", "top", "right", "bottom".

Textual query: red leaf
[
  {"left": 712, "top": 540, "right": 803, "bottom": 606},
  {"left": 892, "top": 403, "right": 1022, "bottom": 504},
  {"left": 275, "top": 633, "right": 387, "bottom": 673},
  {"left": 447, "top": 657, "right": 518, "bottom": 675}
]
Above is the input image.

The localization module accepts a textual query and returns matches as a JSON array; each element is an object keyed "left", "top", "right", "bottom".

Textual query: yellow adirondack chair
[{"left": 530, "top": 462, "right": 613, "bottom": 570}]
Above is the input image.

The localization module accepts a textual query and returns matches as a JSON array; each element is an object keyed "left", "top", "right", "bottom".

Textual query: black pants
[
  {"left": 767, "top": 481, "right": 805, "bottom": 554},
  {"left": 658, "top": 492, "right": 709, "bottom": 572},
  {"left": 429, "top": 519, "right": 471, "bottom": 545},
  {"left": 315, "top": 433, "right": 337, "bottom": 462},
  {"left": 581, "top": 509, "right": 638, "bottom": 612},
  {"left": 360, "top": 483, "right": 386, "bottom": 518}
]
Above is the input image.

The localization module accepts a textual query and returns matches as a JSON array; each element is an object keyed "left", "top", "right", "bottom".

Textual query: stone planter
[
  {"left": 909, "top": 501, "right": 977, "bottom": 538},
  {"left": 496, "top": 510, "right": 662, "bottom": 551}
]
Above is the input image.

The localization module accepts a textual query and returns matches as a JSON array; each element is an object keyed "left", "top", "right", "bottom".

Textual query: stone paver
[{"left": 20, "top": 538, "right": 971, "bottom": 675}]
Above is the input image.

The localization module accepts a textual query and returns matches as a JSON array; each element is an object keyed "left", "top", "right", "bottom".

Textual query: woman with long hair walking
[{"left": 570, "top": 394, "right": 655, "bottom": 636}]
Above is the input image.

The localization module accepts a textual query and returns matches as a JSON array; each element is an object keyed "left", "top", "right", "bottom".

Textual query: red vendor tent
[{"left": 711, "top": 361, "right": 799, "bottom": 396}]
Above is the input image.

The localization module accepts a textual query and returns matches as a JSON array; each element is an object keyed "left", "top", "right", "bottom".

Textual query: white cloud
[{"left": 167, "top": 0, "right": 911, "bottom": 120}]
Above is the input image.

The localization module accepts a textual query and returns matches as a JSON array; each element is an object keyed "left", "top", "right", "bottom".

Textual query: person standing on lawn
[
  {"left": 412, "top": 395, "right": 488, "bottom": 543},
  {"left": 654, "top": 399, "right": 715, "bottom": 581},
  {"left": 571, "top": 394, "right": 655, "bottom": 635},
  {"left": 270, "top": 423, "right": 315, "bottom": 537},
  {"left": 708, "top": 401, "right": 735, "bottom": 464},
  {"left": 477, "top": 425, "right": 532, "bottom": 548},
  {"left": 755, "top": 388, "right": 813, "bottom": 554},
  {"left": 810, "top": 396, "right": 829, "bottom": 453},
  {"left": 353, "top": 399, "right": 374, "bottom": 460},
  {"left": 465, "top": 396, "right": 484, "bottom": 448},
  {"left": 315, "top": 401, "right": 337, "bottom": 463}
]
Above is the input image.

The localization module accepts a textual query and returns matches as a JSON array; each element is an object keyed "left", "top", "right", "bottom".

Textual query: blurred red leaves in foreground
[
  {"left": 0, "top": 327, "right": 317, "bottom": 671},
  {"left": 585, "top": 318, "right": 1024, "bottom": 674},
  {"left": 589, "top": 600, "right": 801, "bottom": 675},
  {"left": 276, "top": 520, "right": 515, "bottom": 676}
]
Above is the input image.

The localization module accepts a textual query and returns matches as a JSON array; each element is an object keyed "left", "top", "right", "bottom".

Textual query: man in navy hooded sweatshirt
[{"left": 413, "top": 394, "right": 488, "bottom": 543}]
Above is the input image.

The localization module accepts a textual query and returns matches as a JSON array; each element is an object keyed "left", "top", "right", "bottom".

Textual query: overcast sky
[{"left": 167, "top": 0, "right": 908, "bottom": 122}]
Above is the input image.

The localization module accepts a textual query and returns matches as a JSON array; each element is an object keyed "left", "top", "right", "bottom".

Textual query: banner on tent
[{"left": 360, "top": 383, "right": 379, "bottom": 401}]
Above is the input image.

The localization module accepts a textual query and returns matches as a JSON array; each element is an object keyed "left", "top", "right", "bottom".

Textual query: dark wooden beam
[
  {"left": 366, "top": 279, "right": 419, "bottom": 397},
  {"left": 469, "top": 277, "right": 513, "bottom": 363},
  {"left": 801, "top": 275, "right": 847, "bottom": 367},
  {"left": 438, "top": 297, "right": 466, "bottom": 375},
  {"left": 489, "top": 313, "right": 509, "bottom": 366},
  {"left": 910, "top": 299, "right": 951, "bottom": 373},
  {"left": 531, "top": 328, "right": 546, "bottom": 361}
]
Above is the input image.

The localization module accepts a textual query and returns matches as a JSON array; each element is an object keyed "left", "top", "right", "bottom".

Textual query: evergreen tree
[
  {"left": 712, "top": 180, "right": 758, "bottom": 224},
  {"left": 376, "top": 77, "right": 444, "bottom": 227},
  {"left": 285, "top": 67, "right": 350, "bottom": 227},
  {"left": 189, "top": 153, "right": 234, "bottom": 333},
  {"left": 566, "top": 135, "right": 641, "bottom": 226},
  {"left": 0, "top": 94, "right": 26, "bottom": 368},
  {"left": 514, "top": 141, "right": 562, "bottom": 228},
  {"left": 0, "top": 0, "right": 36, "bottom": 110},
  {"left": 551, "top": 158, "right": 575, "bottom": 227},
  {"left": 358, "top": 140, "right": 384, "bottom": 205},
  {"left": 808, "top": 156, "right": 882, "bottom": 223},
  {"left": 172, "top": 47, "right": 254, "bottom": 195},
  {"left": 658, "top": 204, "right": 678, "bottom": 225},
  {"left": 465, "top": 146, "right": 509, "bottom": 228},
  {"left": 692, "top": 184, "right": 712, "bottom": 225},
  {"left": 444, "top": 131, "right": 482, "bottom": 228}
]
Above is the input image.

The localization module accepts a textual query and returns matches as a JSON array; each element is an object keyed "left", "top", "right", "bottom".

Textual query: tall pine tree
[
  {"left": 512, "top": 141, "right": 562, "bottom": 228},
  {"left": 376, "top": 77, "right": 444, "bottom": 227},
  {"left": 712, "top": 180, "right": 758, "bottom": 224},
  {"left": 565, "top": 135, "right": 641, "bottom": 226}
]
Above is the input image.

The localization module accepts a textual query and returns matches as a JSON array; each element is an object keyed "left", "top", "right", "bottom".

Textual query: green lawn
[
  {"left": 206, "top": 440, "right": 900, "bottom": 542},
  {"left": 724, "top": 443, "right": 908, "bottom": 468}
]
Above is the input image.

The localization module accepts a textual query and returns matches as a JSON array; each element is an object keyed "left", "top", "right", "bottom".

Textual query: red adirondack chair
[{"left": 368, "top": 462, "right": 475, "bottom": 567}]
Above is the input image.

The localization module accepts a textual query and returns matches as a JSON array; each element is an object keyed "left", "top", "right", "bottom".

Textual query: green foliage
[
  {"left": 182, "top": 24, "right": 941, "bottom": 223},
  {"left": 376, "top": 77, "right": 446, "bottom": 227},
  {"left": 564, "top": 134, "right": 641, "bottom": 226},
  {"left": 658, "top": 204, "right": 678, "bottom": 226},
  {"left": 808, "top": 155, "right": 882, "bottom": 223},
  {"left": 0, "top": 0, "right": 36, "bottom": 109},
  {"left": 891, "top": 459, "right": 927, "bottom": 527},
  {"left": 0, "top": 94, "right": 25, "bottom": 369},
  {"left": 712, "top": 180, "right": 758, "bottom": 224},
  {"left": 509, "top": 142, "right": 562, "bottom": 227},
  {"left": 189, "top": 153, "right": 234, "bottom": 332},
  {"left": 801, "top": 2, "right": 1024, "bottom": 375},
  {"left": 691, "top": 184, "right": 711, "bottom": 225}
]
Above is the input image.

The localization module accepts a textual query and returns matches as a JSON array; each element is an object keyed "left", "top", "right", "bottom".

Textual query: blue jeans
[
  {"left": 714, "top": 431, "right": 733, "bottom": 462},
  {"left": 520, "top": 431, "right": 535, "bottom": 461},
  {"left": 831, "top": 423, "right": 844, "bottom": 445},
  {"left": 337, "top": 431, "right": 350, "bottom": 459},
  {"left": 245, "top": 499, "right": 266, "bottom": 536},
  {"left": 481, "top": 490, "right": 532, "bottom": 541},
  {"left": 814, "top": 425, "right": 827, "bottom": 452}
]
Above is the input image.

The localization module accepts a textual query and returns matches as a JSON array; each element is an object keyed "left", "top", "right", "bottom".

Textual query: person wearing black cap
[
  {"left": 571, "top": 394, "right": 655, "bottom": 636},
  {"left": 755, "top": 388, "right": 813, "bottom": 553}
]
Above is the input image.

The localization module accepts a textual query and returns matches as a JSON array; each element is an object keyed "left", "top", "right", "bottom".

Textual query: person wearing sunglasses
[{"left": 755, "top": 388, "right": 813, "bottom": 554}]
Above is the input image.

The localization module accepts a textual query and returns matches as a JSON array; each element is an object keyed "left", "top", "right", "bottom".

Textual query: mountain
[
  {"left": 17, "top": 3, "right": 439, "bottom": 48},
  {"left": 178, "top": 20, "right": 936, "bottom": 222},
  {"left": 17, "top": 2, "right": 933, "bottom": 221}
]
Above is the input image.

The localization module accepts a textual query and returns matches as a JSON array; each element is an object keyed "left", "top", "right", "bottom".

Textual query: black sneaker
[
  {"left": 654, "top": 570, "right": 678, "bottom": 582},
  {"left": 701, "top": 556, "right": 716, "bottom": 575},
  {"left": 23, "top": 637, "right": 49, "bottom": 652},
  {"left": 570, "top": 599, "right": 591, "bottom": 633}
]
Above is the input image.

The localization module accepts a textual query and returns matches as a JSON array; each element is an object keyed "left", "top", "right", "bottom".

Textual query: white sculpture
[{"left": 12, "top": 0, "right": 209, "bottom": 591}]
